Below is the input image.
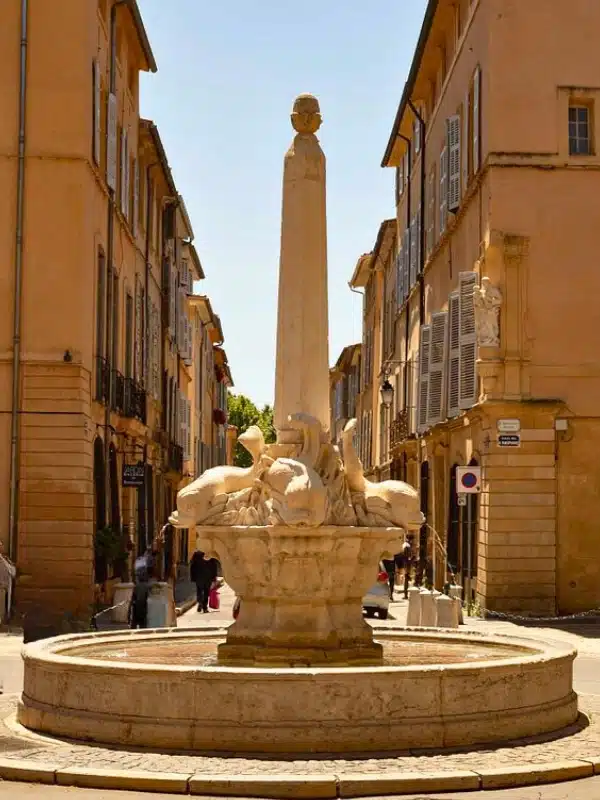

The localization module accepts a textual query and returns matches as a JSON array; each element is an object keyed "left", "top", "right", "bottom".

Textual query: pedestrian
[
  {"left": 128, "top": 563, "right": 157, "bottom": 629},
  {"left": 401, "top": 536, "right": 414, "bottom": 599},
  {"left": 190, "top": 550, "right": 218, "bottom": 613},
  {"left": 382, "top": 556, "right": 397, "bottom": 601}
]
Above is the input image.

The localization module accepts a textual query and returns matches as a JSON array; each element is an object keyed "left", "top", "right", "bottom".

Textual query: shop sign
[
  {"left": 497, "top": 434, "right": 521, "bottom": 448},
  {"left": 122, "top": 462, "right": 145, "bottom": 488},
  {"left": 497, "top": 418, "right": 521, "bottom": 433}
]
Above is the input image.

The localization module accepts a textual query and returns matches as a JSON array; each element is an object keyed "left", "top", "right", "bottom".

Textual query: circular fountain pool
[{"left": 18, "top": 626, "right": 578, "bottom": 754}]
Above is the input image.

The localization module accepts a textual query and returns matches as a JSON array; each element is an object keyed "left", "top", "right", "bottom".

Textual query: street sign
[
  {"left": 456, "top": 466, "right": 481, "bottom": 494},
  {"left": 122, "top": 462, "right": 145, "bottom": 488},
  {"left": 457, "top": 494, "right": 467, "bottom": 507},
  {"left": 497, "top": 434, "right": 521, "bottom": 448},
  {"left": 497, "top": 418, "right": 521, "bottom": 433}
]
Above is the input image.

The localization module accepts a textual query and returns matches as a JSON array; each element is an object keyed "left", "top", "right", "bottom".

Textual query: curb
[
  {"left": 0, "top": 757, "right": 597, "bottom": 796},
  {"left": 175, "top": 597, "right": 197, "bottom": 617}
]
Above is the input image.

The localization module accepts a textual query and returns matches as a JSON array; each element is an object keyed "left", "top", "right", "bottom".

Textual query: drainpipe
[
  {"left": 408, "top": 99, "right": 426, "bottom": 326},
  {"left": 8, "top": 0, "right": 29, "bottom": 567},
  {"left": 398, "top": 134, "right": 411, "bottom": 411},
  {"left": 104, "top": 0, "right": 126, "bottom": 509},
  {"left": 143, "top": 162, "right": 158, "bottom": 389}
]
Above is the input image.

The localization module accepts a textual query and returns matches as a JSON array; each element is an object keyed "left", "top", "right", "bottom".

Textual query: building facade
[
  {"left": 375, "top": 0, "right": 600, "bottom": 614},
  {"left": 0, "top": 0, "right": 232, "bottom": 626},
  {"left": 329, "top": 344, "right": 361, "bottom": 448}
]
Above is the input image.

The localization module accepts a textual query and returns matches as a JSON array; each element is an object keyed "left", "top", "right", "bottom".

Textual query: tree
[{"left": 227, "top": 394, "right": 275, "bottom": 467}]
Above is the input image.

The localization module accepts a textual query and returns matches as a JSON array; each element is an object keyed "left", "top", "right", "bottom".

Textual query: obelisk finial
[{"left": 291, "top": 94, "right": 322, "bottom": 134}]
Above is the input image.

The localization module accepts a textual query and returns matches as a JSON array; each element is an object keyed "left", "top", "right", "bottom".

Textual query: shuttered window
[
  {"left": 458, "top": 271, "right": 478, "bottom": 409},
  {"left": 409, "top": 215, "right": 417, "bottom": 290},
  {"left": 417, "top": 325, "right": 431, "bottom": 433},
  {"left": 439, "top": 147, "right": 448, "bottom": 235},
  {"left": 426, "top": 165, "right": 436, "bottom": 258},
  {"left": 106, "top": 92, "right": 117, "bottom": 190},
  {"left": 396, "top": 243, "right": 405, "bottom": 309},
  {"left": 132, "top": 158, "right": 139, "bottom": 237},
  {"left": 473, "top": 66, "right": 481, "bottom": 174},
  {"left": 462, "top": 92, "right": 470, "bottom": 194},
  {"left": 447, "top": 114, "right": 461, "bottom": 213},
  {"left": 414, "top": 116, "right": 421, "bottom": 156},
  {"left": 92, "top": 60, "right": 101, "bottom": 165},
  {"left": 120, "top": 129, "right": 128, "bottom": 215},
  {"left": 427, "top": 312, "right": 448, "bottom": 427},
  {"left": 447, "top": 291, "right": 461, "bottom": 417}
]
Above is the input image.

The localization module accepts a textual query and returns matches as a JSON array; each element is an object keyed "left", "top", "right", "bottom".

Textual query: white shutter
[
  {"left": 132, "top": 158, "right": 139, "bottom": 237},
  {"left": 120, "top": 129, "right": 127, "bottom": 214},
  {"left": 426, "top": 311, "right": 448, "bottom": 427},
  {"left": 473, "top": 66, "right": 481, "bottom": 174},
  {"left": 462, "top": 92, "right": 470, "bottom": 194},
  {"left": 439, "top": 147, "right": 448, "bottom": 235},
  {"left": 93, "top": 60, "right": 101, "bottom": 165},
  {"left": 417, "top": 325, "right": 431, "bottom": 433},
  {"left": 170, "top": 268, "right": 177, "bottom": 337},
  {"left": 188, "top": 268, "right": 194, "bottom": 295},
  {"left": 458, "top": 271, "right": 478, "bottom": 409},
  {"left": 414, "top": 116, "right": 421, "bottom": 155},
  {"left": 403, "top": 230, "right": 409, "bottom": 299},
  {"left": 409, "top": 215, "right": 417, "bottom": 290},
  {"left": 447, "top": 291, "right": 461, "bottom": 417},
  {"left": 426, "top": 166, "right": 436, "bottom": 257},
  {"left": 447, "top": 115, "right": 461, "bottom": 213},
  {"left": 396, "top": 248, "right": 404, "bottom": 309},
  {"left": 106, "top": 92, "right": 117, "bottom": 190},
  {"left": 178, "top": 290, "right": 185, "bottom": 353},
  {"left": 180, "top": 260, "right": 188, "bottom": 289}
]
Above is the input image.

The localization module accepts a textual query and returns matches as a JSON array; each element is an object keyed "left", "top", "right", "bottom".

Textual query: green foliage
[
  {"left": 94, "top": 526, "right": 124, "bottom": 563},
  {"left": 227, "top": 394, "right": 275, "bottom": 467}
]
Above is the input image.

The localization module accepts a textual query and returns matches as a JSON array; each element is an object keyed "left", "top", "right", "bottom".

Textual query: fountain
[{"left": 18, "top": 95, "right": 577, "bottom": 755}]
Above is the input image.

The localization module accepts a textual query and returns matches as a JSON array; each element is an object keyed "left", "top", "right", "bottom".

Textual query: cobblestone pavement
[{"left": 1, "top": 692, "right": 599, "bottom": 776}]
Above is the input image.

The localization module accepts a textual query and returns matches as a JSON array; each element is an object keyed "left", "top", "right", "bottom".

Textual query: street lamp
[{"left": 380, "top": 378, "right": 394, "bottom": 408}]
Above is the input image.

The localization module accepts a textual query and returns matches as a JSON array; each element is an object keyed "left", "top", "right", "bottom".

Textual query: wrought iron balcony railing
[
  {"left": 123, "top": 378, "right": 147, "bottom": 425},
  {"left": 167, "top": 443, "right": 184, "bottom": 474},
  {"left": 390, "top": 409, "right": 410, "bottom": 449}
]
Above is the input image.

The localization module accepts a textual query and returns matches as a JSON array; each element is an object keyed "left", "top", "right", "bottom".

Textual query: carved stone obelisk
[{"left": 274, "top": 95, "right": 330, "bottom": 443}]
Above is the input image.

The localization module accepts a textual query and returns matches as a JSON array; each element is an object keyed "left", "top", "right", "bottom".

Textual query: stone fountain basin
[{"left": 17, "top": 626, "right": 577, "bottom": 754}]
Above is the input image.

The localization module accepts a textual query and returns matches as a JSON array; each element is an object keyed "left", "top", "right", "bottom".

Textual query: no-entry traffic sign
[{"left": 456, "top": 466, "right": 481, "bottom": 494}]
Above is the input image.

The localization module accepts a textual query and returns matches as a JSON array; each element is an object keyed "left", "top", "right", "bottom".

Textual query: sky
[{"left": 138, "top": 0, "right": 428, "bottom": 409}]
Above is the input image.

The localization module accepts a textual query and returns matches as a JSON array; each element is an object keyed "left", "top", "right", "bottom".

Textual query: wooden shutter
[
  {"left": 426, "top": 165, "right": 436, "bottom": 257},
  {"left": 396, "top": 247, "right": 404, "bottom": 309},
  {"left": 447, "top": 291, "right": 461, "bottom": 417},
  {"left": 473, "top": 66, "right": 481, "bottom": 174},
  {"left": 93, "top": 60, "right": 101, "bottom": 165},
  {"left": 188, "top": 267, "right": 194, "bottom": 295},
  {"left": 417, "top": 325, "right": 431, "bottom": 433},
  {"left": 416, "top": 208, "right": 422, "bottom": 277},
  {"left": 427, "top": 311, "right": 448, "bottom": 427},
  {"left": 462, "top": 92, "right": 470, "bottom": 194},
  {"left": 120, "top": 129, "right": 127, "bottom": 214},
  {"left": 132, "top": 158, "right": 139, "bottom": 237},
  {"left": 439, "top": 147, "right": 448, "bottom": 235},
  {"left": 458, "top": 271, "right": 478, "bottom": 409},
  {"left": 403, "top": 230, "right": 410, "bottom": 299},
  {"left": 106, "top": 92, "right": 117, "bottom": 190},
  {"left": 170, "top": 267, "right": 177, "bottom": 338},
  {"left": 447, "top": 115, "right": 461, "bottom": 213},
  {"left": 409, "top": 215, "right": 417, "bottom": 290}
]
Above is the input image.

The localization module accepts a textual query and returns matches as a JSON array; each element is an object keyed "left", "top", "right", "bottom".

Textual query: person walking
[
  {"left": 400, "top": 536, "right": 414, "bottom": 599},
  {"left": 190, "top": 551, "right": 218, "bottom": 613},
  {"left": 128, "top": 563, "right": 157, "bottom": 629},
  {"left": 382, "top": 556, "right": 397, "bottom": 601}
]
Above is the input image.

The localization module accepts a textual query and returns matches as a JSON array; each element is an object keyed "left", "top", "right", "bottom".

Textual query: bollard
[
  {"left": 111, "top": 583, "right": 134, "bottom": 624},
  {"left": 147, "top": 582, "right": 177, "bottom": 628},
  {"left": 449, "top": 584, "right": 464, "bottom": 624},
  {"left": 436, "top": 594, "right": 459, "bottom": 629},
  {"left": 406, "top": 587, "right": 422, "bottom": 627},
  {"left": 420, "top": 590, "right": 437, "bottom": 627}
]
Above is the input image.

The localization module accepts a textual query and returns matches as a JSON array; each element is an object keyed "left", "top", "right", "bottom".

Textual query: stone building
[
  {"left": 376, "top": 0, "right": 600, "bottom": 614},
  {"left": 329, "top": 344, "right": 361, "bottom": 449},
  {"left": 0, "top": 0, "right": 232, "bottom": 626}
]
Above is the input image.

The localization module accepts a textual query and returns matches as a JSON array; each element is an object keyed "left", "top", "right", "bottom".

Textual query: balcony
[
  {"left": 390, "top": 409, "right": 410, "bottom": 450},
  {"left": 111, "top": 371, "right": 124, "bottom": 414},
  {"left": 95, "top": 357, "right": 110, "bottom": 404},
  {"left": 167, "top": 443, "right": 183, "bottom": 474},
  {"left": 123, "top": 378, "right": 147, "bottom": 425}
]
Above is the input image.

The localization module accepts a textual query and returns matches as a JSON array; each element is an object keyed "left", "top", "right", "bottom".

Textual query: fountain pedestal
[{"left": 198, "top": 525, "right": 401, "bottom": 666}]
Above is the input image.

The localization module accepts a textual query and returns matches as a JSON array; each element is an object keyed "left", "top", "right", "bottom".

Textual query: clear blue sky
[{"left": 138, "top": 0, "right": 428, "bottom": 408}]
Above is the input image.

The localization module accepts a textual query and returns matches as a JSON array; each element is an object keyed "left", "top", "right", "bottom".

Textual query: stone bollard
[
  {"left": 449, "top": 585, "right": 464, "bottom": 624},
  {"left": 112, "top": 583, "right": 134, "bottom": 624},
  {"left": 406, "top": 587, "right": 422, "bottom": 627},
  {"left": 147, "top": 582, "right": 177, "bottom": 628},
  {"left": 435, "top": 594, "right": 459, "bottom": 629},
  {"left": 420, "top": 590, "right": 437, "bottom": 627}
]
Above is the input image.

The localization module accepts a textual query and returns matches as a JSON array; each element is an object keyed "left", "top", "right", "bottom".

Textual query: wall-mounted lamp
[
  {"left": 63, "top": 350, "right": 73, "bottom": 363},
  {"left": 380, "top": 378, "right": 394, "bottom": 408}
]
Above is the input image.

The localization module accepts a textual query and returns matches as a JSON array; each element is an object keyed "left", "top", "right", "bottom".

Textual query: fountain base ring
[{"left": 18, "top": 625, "right": 578, "bottom": 755}]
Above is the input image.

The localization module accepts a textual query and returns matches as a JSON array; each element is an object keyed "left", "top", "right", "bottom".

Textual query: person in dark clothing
[
  {"left": 128, "top": 564, "right": 156, "bottom": 629},
  {"left": 382, "top": 557, "right": 397, "bottom": 600},
  {"left": 190, "top": 551, "right": 218, "bottom": 613}
]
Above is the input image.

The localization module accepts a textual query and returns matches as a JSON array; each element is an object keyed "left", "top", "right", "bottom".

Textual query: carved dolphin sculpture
[
  {"left": 263, "top": 457, "right": 327, "bottom": 528},
  {"left": 341, "top": 419, "right": 425, "bottom": 531},
  {"left": 169, "top": 425, "right": 267, "bottom": 528}
]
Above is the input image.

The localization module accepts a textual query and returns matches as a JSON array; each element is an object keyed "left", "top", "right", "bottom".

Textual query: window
[
  {"left": 92, "top": 60, "right": 101, "bottom": 165},
  {"left": 111, "top": 271, "right": 119, "bottom": 370},
  {"left": 569, "top": 105, "right": 592, "bottom": 155},
  {"left": 96, "top": 249, "right": 105, "bottom": 358},
  {"left": 125, "top": 293, "right": 133, "bottom": 379}
]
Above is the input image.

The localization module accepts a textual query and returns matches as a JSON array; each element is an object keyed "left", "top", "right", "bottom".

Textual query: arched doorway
[
  {"left": 447, "top": 464, "right": 460, "bottom": 578},
  {"left": 93, "top": 437, "right": 107, "bottom": 584},
  {"left": 418, "top": 461, "right": 429, "bottom": 585}
]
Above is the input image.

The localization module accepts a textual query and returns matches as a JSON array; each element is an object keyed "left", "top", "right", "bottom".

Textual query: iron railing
[
  {"left": 390, "top": 409, "right": 410, "bottom": 449},
  {"left": 124, "top": 378, "right": 147, "bottom": 425},
  {"left": 168, "top": 443, "right": 183, "bottom": 473}
]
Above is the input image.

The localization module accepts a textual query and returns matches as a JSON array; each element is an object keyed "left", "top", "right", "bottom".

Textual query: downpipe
[{"left": 8, "top": 0, "right": 29, "bottom": 579}]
